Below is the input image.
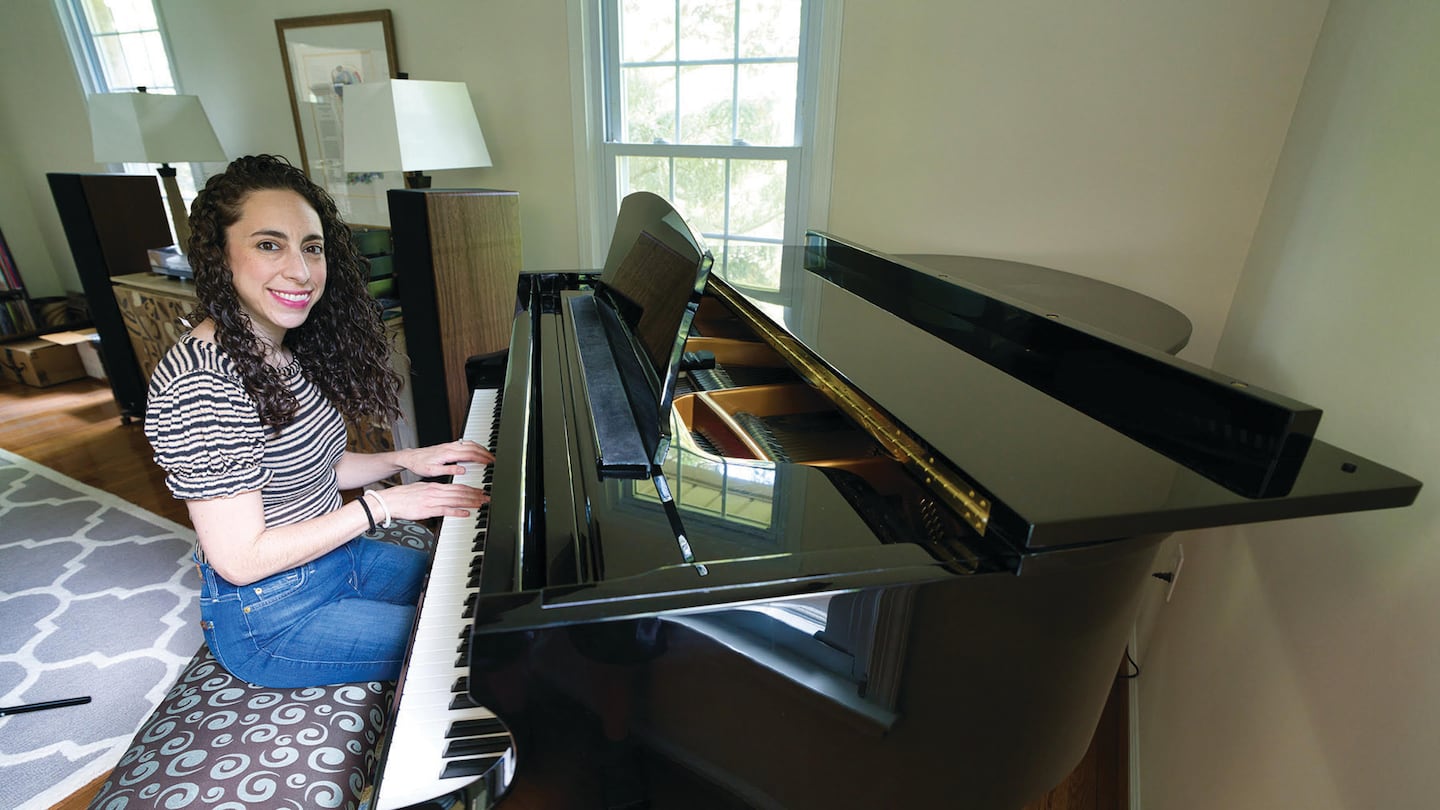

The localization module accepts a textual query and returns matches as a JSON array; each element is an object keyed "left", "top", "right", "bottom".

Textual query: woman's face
[{"left": 224, "top": 188, "right": 327, "bottom": 346}]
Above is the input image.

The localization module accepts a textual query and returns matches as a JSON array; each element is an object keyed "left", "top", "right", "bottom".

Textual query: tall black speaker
[{"left": 48, "top": 173, "right": 173, "bottom": 421}]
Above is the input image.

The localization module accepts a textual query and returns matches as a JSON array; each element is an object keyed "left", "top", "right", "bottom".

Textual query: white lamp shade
[
  {"left": 89, "top": 92, "right": 226, "bottom": 164},
  {"left": 342, "top": 79, "right": 492, "bottom": 173}
]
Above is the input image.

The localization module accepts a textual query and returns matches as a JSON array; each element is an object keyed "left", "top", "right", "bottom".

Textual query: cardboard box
[
  {"left": 70, "top": 328, "right": 106, "bottom": 380},
  {"left": 0, "top": 332, "right": 89, "bottom": 387}
]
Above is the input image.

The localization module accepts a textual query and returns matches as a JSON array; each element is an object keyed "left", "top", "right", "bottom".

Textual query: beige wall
[
  {"left": 0, "top": 0, "right": 582, "bottom": 297},
  {"left": 827, "top": 0, "right": 1327, "bottom": 365},
  {"left": 155, "top": 0, "right": 583, "bottom": 272},
  {"left": 0, "top": 0, "right": 103, "bottom": 298},
  {"left": 1139, "top": 1, "right": 1438, "bottom": 807},
  {"left": 3, "top": 0, "right": 1326, "bottom": 366}
]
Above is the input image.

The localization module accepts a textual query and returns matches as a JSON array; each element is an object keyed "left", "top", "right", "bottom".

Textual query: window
[
  {"left": 58, "top": 0, "right": 174, "bottom": 96},
  {"left": 593, "top": 0, "right": 833, "bottom": 292},
  {"left": 55, "top": 0, "right": 203, "bottom": 224}
]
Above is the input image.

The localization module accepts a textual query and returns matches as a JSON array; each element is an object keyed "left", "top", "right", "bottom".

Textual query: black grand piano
[{"left": 370, "top": 193, "right": 1420, "bottom": 809}]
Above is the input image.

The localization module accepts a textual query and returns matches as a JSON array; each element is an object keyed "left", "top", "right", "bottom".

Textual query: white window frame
[
  {"left": 54, "top": 0, "right": 180, "bottom": 96},
  {"left": 568, "top": 0, "right": 842, "bottom": 272},
  {"left": 54, "top": 0, "right": 206, "bottom": 236}
]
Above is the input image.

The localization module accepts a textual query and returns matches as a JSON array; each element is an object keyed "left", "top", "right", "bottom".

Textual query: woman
[{"left": 145, "top": 154, "right": 491, "bottom": 688}]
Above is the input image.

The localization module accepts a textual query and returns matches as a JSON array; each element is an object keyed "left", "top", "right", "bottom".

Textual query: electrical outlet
[{"left": 1165, "top": 543, "right": 1184, "bottom": 602}]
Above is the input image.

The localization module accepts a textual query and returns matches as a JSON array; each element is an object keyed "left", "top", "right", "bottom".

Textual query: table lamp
[
  {"left": 342, "top": 78, "right": 492, "bottom": 189},
  {"left": 88, "top": 87, "right": 226, "bottom": 252}
]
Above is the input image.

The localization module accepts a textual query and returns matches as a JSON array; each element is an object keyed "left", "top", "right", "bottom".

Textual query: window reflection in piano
[
  {"left": 632, "top": 442, "right": 780, "bottom": 537},
  {"left": 599, "top": 411, "right": 941, "bottom": 726},
  {"left": 667, "top": 586, "right": 916, "bottom": 723}
]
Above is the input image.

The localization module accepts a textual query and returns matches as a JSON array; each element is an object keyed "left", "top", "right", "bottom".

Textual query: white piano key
[{"left": 374, "top": 389, "right": 514, "bottom": 810}]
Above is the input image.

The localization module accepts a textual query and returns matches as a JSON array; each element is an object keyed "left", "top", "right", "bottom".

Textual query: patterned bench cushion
[{"left": 87, "top": 521, "right": 435, "bottom": 810}]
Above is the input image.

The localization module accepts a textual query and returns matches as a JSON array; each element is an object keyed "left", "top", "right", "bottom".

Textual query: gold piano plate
[{"left": 701, "top": 275, "right": 991, "bottom": 535}]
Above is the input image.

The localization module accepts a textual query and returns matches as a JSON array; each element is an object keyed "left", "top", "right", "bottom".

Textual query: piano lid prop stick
[{"left": 653, "top": 474, "right": 707, "bottom": 575}]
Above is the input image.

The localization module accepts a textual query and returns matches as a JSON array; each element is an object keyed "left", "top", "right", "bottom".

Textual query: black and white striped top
[{"left": 145, "top": 334, "right": 346, "bottom": 527}]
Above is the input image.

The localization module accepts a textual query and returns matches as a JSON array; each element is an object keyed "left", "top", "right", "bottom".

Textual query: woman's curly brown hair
[{"left": 186, "top": 154, "right": 401, "bottom": 430}]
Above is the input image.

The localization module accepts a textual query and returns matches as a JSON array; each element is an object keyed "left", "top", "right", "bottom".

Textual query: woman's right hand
[{"left": 366, "top": 481, "right": 488, "bottom": 523}]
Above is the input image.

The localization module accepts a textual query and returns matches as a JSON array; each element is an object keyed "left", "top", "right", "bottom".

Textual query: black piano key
[
  {"left": 449, "top": 693, "right": 479, "bottom": 710},
  {"left": 455, "top": 631, "right": 471, "bottom": 668},
  {"left": 448, "top": 716, "right": 508, "bottom": 739},
  {"left": 441, "top": 754, "right": 504, "bottom": 780},
  {"left": 444, "top": 735, "right": 512, "bottom": 759},
  {"left": 452, "top": 676, "right": 468, "bottom": 694},
  {"left": 463, "top": 593, "right": 477, "bottom": 619}
]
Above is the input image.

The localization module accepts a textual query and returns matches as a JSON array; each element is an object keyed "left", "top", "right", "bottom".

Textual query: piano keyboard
[{"left": 374, "top": 388, "right": 515, "bottom": 810}]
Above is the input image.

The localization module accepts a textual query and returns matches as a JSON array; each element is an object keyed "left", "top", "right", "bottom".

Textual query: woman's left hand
[{"left": 401, "top": 439, "right": 495, "bottom": 479}]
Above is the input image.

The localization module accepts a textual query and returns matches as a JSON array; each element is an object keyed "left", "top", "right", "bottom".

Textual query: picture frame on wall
[{"left": 275, "top": 9, "right": 402, "bottom": 225}]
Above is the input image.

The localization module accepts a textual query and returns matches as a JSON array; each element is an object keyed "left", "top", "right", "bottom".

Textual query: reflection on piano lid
[
  {"left": 805, "top": 233, "right": 1314, "bottom": 499},
  {"left": 423, "top": 194, "right": 1420, "bottom": 809}
]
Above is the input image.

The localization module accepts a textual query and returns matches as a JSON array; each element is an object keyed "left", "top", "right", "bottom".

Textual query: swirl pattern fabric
[{"left": 87, "top": 521, "right": 436, "bottom": 810}]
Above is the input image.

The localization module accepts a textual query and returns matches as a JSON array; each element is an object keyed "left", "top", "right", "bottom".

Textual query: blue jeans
[{"left": 197, "top": 537, "right": 429, "bottom": 687}]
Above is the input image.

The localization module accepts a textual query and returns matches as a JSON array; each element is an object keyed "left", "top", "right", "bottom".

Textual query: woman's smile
[{"left": 224, "top": 188, "right": 327, "bottom": 344}]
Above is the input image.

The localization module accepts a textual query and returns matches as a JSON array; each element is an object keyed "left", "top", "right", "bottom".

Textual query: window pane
[
  {"left": 118, "top": 32, "right": 160, "bottom": 88},
  {"left": 679, "top": 0, "right": 736, "bottom": 62},
  {"left": 603, "top": 0, "right": 814, "bottom": 273},
  {"left": 621, "top": 155, "right": 672, "bottom": 200},
  {"left": 132, "top": 31, "right": 173, "bottom": 89},
  {"left": 95, "top": 36, "right": 133, "bottom": 88},
  {"left": 620, "top": 65, "right": 676, "bottom": 143},
  {"left": 725, "top": 241, "right": 783, "bottom": 291},
  {"left": 106, "top": 0, "right": 158, "bottom": 30},
  {"left": 736, "top": 63, "right": 796, "bottom": 145},
  {"left": 729, "top": 159, "right": 786, "bottom": 239},
  {"left": 723, "top": 461, "right": 776, "bottom": 528},
  {"left": 82, "top": 0, "right": 158, "bottom": 34},
  {"left": 678, "top": 64, "right": 734, "bottom": 145},
  {"left": 739, "top": 0, "right": 802, "bottom": 59},
  {"left": 80, "top": 0, "right": 118, "bottom": 32},
  {"left": 677, "top": 459, "right": 726, "bottom": 516},
  {"left": 671, "top": 157, "right": 727, "bottom": 241},
  {"left": 619, "top": 0, "right": 675, "bottom": 62}
]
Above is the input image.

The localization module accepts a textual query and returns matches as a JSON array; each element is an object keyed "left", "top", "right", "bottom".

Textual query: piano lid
[{"left": 702, "top": 234, "right": 1420, "bottom": 550}]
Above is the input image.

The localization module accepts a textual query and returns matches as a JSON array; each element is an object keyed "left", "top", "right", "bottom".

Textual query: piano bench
[{"left": 86, "top": 521, "right": 437, "bottom": 810}]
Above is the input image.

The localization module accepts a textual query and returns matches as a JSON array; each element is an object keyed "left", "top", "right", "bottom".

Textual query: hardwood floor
[
  {"left": 1, "top": 375, "right": 1127, "bottom": 810},
  {"left": 0, "top": 375, "right": 186, "bottom": 526}
]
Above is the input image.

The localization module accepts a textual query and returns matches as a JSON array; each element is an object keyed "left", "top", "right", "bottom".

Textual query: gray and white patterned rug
[{"left": 0, "top": 447, "right": 200, "bottom": 810}]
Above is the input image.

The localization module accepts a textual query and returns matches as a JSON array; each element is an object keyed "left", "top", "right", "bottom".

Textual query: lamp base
[
  {"left": 404, "top": 171, "right": 433, "bottom": 189},
  {"left": 156, "top": 164, "right": 192, "bottom": 252}
]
